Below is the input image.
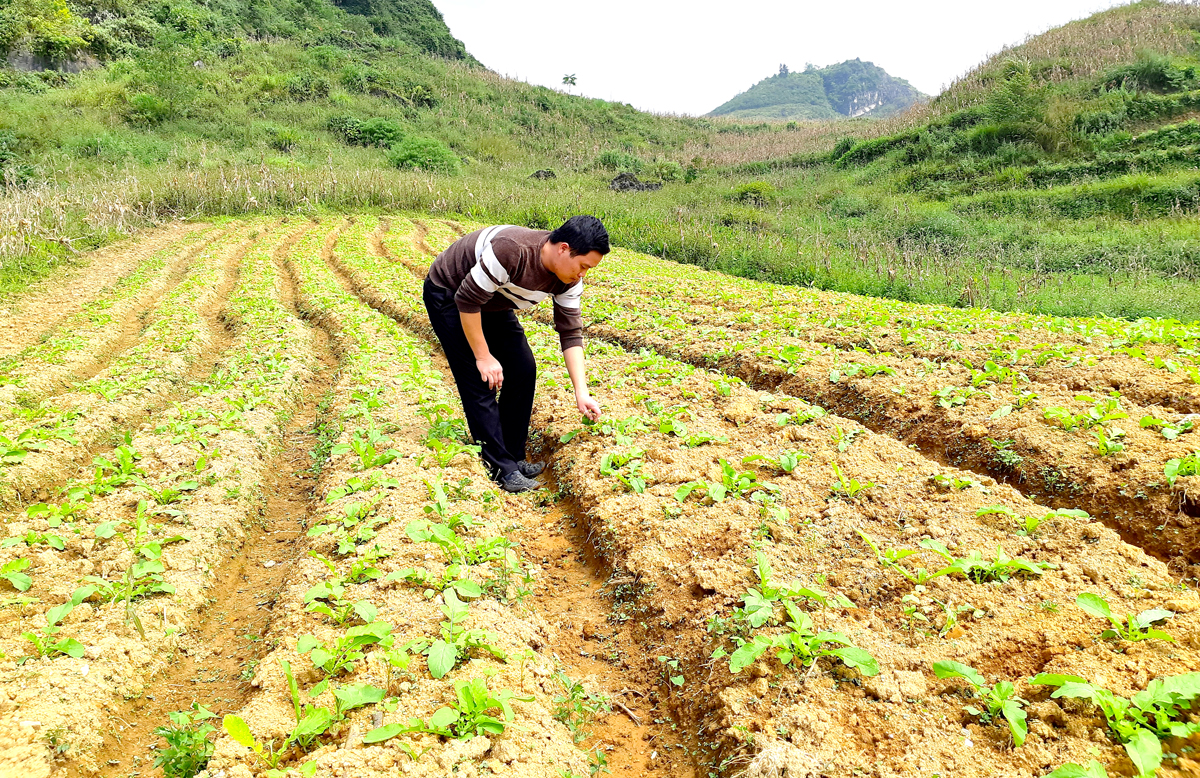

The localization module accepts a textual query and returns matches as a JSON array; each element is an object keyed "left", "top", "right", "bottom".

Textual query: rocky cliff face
[{"left": 710, "top": 59, "right": 927, "bottom": 120}]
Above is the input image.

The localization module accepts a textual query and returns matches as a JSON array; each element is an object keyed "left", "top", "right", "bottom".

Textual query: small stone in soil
[{"left": 263, "top": 560, "right": 276, "bottom": 567}]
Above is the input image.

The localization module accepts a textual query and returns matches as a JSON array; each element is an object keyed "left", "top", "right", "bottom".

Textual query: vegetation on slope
[
  {"left": 708, "top": 59, "right": 927, "bottom": 120},
  {"left": 0, "top": 0, "right": 1199, "bottom": 322}
]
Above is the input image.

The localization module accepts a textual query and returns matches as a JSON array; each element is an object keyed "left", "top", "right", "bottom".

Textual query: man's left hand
[{"left": 576, "top": 393, "right": 601, "bottom": 422}]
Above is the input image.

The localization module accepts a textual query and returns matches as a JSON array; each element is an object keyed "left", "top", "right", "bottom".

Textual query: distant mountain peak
[{"left": 708, "top": 59, "right": 927, "bottom": 120}]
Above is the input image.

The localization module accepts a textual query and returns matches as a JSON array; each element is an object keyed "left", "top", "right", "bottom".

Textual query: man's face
[{"left": 551, "top": 244, "right": 603, "bottom": 284}]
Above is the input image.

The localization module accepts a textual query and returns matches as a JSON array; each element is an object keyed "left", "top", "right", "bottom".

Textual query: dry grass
[{"left": 939, "top": 0, "right": 1200, "bottom": 110}]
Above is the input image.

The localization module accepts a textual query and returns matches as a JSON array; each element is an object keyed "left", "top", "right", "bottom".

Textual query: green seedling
[
  {"left": 590, "top": 415, "right": 649, "bottom": 446},
  {"left": 132, "top": 476, "right": 199, "bottom": 507},
  {"left": 830, "top": 425, "right": 865, "bottom": 452},
  {"left": 404, "top": 518, "right": 514, "bottom": 569},
  {"left": 86, "top": 502, "right": 185, "bottom": 636},
  {"left": 728, "top": 600, "right": 878, "bottom": 677},
  {"left": 930, "top": 473, "right": 981, "bottom": 491},
  {"left": 932, "top": 386, "right": 986, "bottom": 409},
  {"left": 23, "top": 585, "right": 97, "bottom": 659},
  {"left": 553, "top": 673, "right": 610, "bottom": 744},
  {"left": 365, "top": 677, "right": 531, "bottom": 745},
  {"left": 683, "top": 431, "right": 727, "bottom": 448},
  {"left": 976, "top": 505, "right": 1088, "bottom": 537},
  {"left": 599, "top": 450, "right": 647, "bottom": 493},
  {"left": 420, "top": 402, "right": 469, "bottom": 443},
  {"left": 676, "top": 459, "right": 778, "bottom": 504},
  {"left": 427, "top": 677, "right": 531, "bottom": 739},
  {"left": 1139, "top": 415, "right": 1194, "bottom": 441},
  {"left": 855, "top": 531, "right": 938, "bottom": 583},
  {"left": 830, "top": 462, "right": 874, "bottom": 500},
  {"left": 919, "top": 539, "right": 1050, "bottom": 583},
  {"left": 92, "top": 445, "right": 144, "bottom": 489},
  {"left": 405, "top": 588, "right": 505, "bottom": 679},
  {"left": 775, "top": 405, "right": 826, "bottom": 426},
  {"left": 1, "top": 558, "right": 32, "bottom": 591},
  {"left": 1033, "top": 672, "right": 1200, "bottom": 778},
  {"left": 2, "top": 530, "right": 65, "bottom": 551},
  {"left": 221, "top": 715, "right": 284, "bottom": 770},
  {"left": 0, "top": 429, "right": 51, "bottom": 464},
  {"left": 1076, "top": 593, "right": 1174, "bottom": 643},
  {"left": 1164, "top": 451, "right": 1200, "bottom": 485},
  {"left": 153, "top": 703, "right": 217, "bottom": 778},
  {"left": 25, "top": 499, "right": 86, "bottom": 528},
  {"left": 326, "top": 473, "right": 400, "bottom": 502},
  {"left": 278, "top": 659, "right": 334, "bottom": 751},
  {"left": 297, "top": 620, "right": 392, "bottom": 677},
  {"left": 385, "top": 564, "right": 483, "bottom": 600},
  {"left": 736, "top": 553, "right": 853, "bottom": 630},
  {"left": 742, "top": 450, "right": 809, "bottom": 474},
  {"left": 1092, "top": 426, "right": 1126, "bottom": 456},
  {"left": 334, "top": 428, "right": 400, "bottom": 470},
  {"left": 422, "top": 480, "right": 474, "bottom": 529},
  {"left": 425, "top": 437, "right": 482, "bottom": 467},
  {"left": 1044, "top": 761, "right": 1109, "bottom": 778},
  {"left": 932, "top": 661, "right": 1028, "bottom": 747}
]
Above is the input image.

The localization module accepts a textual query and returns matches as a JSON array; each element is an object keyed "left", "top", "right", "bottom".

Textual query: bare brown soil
[
  {"left": 4, "top": 218, "right": 1199, "bottom": 778},
  {"left": 86, "top": 227, "right": 337, "bottom": 778},
  {"left": 0, "top": 222, "right": 203, "bottom": 360}
]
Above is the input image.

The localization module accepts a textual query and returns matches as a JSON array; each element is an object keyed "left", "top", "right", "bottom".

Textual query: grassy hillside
[
  {"left": 1, "top": 0, "right": 1199, "bottom": 322},
  {"left": 709, "top": 59, "right": 927, "bottom": 120}
]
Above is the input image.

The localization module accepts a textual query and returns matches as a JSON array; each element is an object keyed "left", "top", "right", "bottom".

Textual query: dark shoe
[
  {"left": 518, "top": 460, "right": 545, "bottom": 477},
  {"left": 500, "top": 470, "right": 540, "bottom": 493}
]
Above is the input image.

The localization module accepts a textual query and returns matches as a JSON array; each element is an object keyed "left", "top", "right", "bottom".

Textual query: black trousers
[{"left": 423, "top": 278, "right": 536, "bottom": 479}]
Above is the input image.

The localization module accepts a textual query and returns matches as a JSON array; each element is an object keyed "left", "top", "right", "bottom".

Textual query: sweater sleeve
[
  {"left": 552, "top": 281, "right": 584, "bottom": 351},
  {"left": 453, "top": 233, "right": 518, "bottom": 313}
]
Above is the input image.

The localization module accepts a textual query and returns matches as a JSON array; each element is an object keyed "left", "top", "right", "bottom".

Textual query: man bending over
[{"left": 422, "top": 215, "right": 608, "bottom": 493}]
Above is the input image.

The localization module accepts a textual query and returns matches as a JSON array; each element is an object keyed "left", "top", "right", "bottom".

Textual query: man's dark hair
[{"left": 548, "top": 215, "right": 610, "bottom": 256}]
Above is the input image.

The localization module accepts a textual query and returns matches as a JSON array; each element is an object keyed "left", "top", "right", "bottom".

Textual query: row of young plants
[
  {"left": 199, "top": 220, "right": 593, "bottom": 777},
  {"left": 521, "top": 250, "right": 1200, "bottom": 566},
  {"left": 626, "top": 245, "right": 1200, "bottom": 374},
  {"left": 0, "top": 224, "right": 219, "bottom": 405},
  {"left": 516, "top": 321, "right": 1199, "bottom": 778},
  {"left": 588, "top": 247, "right": 1200, "bottom": 416},
  {"left": 0, "top": 222, "right": 320, "bottom": 773},
  {"left": 349, "top": 217, "right": 1200, "bottom": 777},
  {"left": 0, "top": 225, "right": 252, "bottom": 509}
]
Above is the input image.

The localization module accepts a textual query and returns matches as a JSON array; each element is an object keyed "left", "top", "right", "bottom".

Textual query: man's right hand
[{"left": 477, "top": 354, "right": 504, "bottom": 390}]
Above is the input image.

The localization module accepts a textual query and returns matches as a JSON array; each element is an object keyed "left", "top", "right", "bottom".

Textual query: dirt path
[
  {"left": 0, "top": 222, "right": 203, "bottom": 359},
  {"left": 86, "top": 228, "right": 339, "bottom": 777}
]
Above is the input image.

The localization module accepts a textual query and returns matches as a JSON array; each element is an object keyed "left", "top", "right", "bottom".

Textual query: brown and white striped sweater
[{"left": 427, "top": 225, "right": 584, "bottom": 351}]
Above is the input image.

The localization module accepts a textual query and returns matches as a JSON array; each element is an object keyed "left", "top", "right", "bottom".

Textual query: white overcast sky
[{"left": 435, "top": 0, "right": 1125, "bottom": 116}]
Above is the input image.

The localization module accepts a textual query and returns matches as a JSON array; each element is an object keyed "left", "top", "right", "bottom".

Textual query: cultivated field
[{"left": 0, "top": 216, "right": 1197, "bottom": 778}]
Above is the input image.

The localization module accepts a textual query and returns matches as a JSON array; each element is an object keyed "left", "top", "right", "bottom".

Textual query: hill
[
  {"left": 0, "top": 0, "right": 472, "bottom": 66},
  {"left": 1, "top": 0, "right": 1200, "bottom": 324},
  {"left": 708, "top": 59, "right": 927, "bottom": 120}
]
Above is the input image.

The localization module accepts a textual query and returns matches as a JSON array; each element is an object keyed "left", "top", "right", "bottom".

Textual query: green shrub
[
  {"left": 387, "top": 136, "right": 460, "bottom": 174},
  {"left": 359, "top": 118, "right": 403, "bottom": 147},
  {"left": 596, "top": 150, "right": 642, "bottom": 172},
  {"left": 327, "top": 114, "right": 364, "bottom": 145},
  {"left": 125, "top": 93, "right": 172, "bottom": 127},
  {"left": 285, "top": 72, "right": 330, "bottom": 101},
  {"left": 1104, "top": 52, "right": 1198, "bottom": 94},
  {"left": 646, "top": 160, "right": 683, "bottom": 182},
  {"left": 732, "top": 181, "right": 776, "bottom": 205},
  {"left": 269, "top": 127, "right": 302, "bottom": 152},
  {"left": 1074, "top": 109, "right": 1126, "bottom": 135},
  {"left": 827, "top": 193, "right": 870, "bottom": 218}
]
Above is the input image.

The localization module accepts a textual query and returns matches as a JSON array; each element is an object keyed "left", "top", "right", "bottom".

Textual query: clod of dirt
[
  {"left": 609, "top": 172, "right": 662, "bottom": 192},
  {"left": 736, "top": 740, "right": 821, "bottom": 778}
]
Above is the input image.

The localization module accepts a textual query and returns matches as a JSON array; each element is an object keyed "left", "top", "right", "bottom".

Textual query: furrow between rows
[
  {"left": 369, "top": 216, "right": 1200, "bottom": 778},
  {"left": 0, "top": 222, "right": 320, "bottom": 776}
]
